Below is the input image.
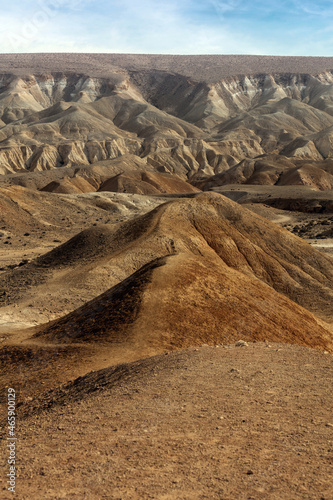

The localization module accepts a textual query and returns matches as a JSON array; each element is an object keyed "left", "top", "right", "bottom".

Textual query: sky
[{"left": 1, "top": 0, "right": 333, "bottom": 55}]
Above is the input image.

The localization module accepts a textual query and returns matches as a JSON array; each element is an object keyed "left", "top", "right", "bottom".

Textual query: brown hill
[
  {"left": 1, "top": 192, "right": 332, "bottom": 341},
  {"left": 35, "top": 251, "right": 332, "bottom": 354},
  {"left": 40, "top": 176, "right": 97, "bottom": 194},
  {"left": 278, "top": 164, "right": 333, "bottom": 190},
  {"left": 16, "top": 192, "right": 330, "bottom": 353},
  {"left": 197, "top": 155, "right": 333, "bottom": 191},
  {"left": 1, "top": 192, "right": 332, "bottom": 429},
  {"left": 98, "top": 171, "right": 200, "bottom": 195},
  {"left": 99, "top": 173, "right": 160, "bottom": 195}
]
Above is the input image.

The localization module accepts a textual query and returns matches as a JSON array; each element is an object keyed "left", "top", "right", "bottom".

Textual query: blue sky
[{"left": 1, "top": 0, "right": 333, "bottom": 55}]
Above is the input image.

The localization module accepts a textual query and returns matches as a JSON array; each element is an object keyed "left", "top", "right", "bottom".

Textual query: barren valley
[{"left": 0, "top": 54, "right": 332, "bottom": 499}]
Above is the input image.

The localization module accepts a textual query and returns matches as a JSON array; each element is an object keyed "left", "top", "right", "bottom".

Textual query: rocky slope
[
  {"left": 2, "top": 55, "right": 333, "bottom": 186},
  {"left": 1, "top": 192, "right": 332, "bottom": 420},
  {"left": 1, "top": 193, "right": 332, "bottom": 352},
  {"left": 1, "top": 55, "right": 333, "bottom": 500}
]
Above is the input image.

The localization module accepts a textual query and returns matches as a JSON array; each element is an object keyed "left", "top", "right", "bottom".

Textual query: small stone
[{"left": 236, "top": 340, "right": 248, "bottom": 347}]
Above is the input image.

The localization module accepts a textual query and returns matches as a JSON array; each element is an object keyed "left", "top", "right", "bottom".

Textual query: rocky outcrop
[
  {"left": 2, "top": 63, "right": 333, "bottom": 180},
  {"left": 0, "top": 139, "right": 143, "bottom": 174}
]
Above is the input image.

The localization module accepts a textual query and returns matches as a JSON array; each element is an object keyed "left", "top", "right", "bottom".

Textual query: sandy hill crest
[{"left": 13, "top": 192, "right": 329, "bottom": 354}]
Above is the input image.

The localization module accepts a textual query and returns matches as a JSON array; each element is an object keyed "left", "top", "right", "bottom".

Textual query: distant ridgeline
[{"left": 0, "top": 53, "right": 333, "bottom": 191}]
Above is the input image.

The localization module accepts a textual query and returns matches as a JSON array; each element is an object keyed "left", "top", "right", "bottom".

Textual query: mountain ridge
[
  {"left": 2, "top": 56, "right": 333, "bottom": 180},
  {"left": 2, "top": 53, "right": 333, "bottom": 81}
]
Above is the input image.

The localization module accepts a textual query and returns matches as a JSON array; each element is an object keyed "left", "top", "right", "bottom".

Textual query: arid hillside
[
  {"left": 1, "top": 192, "right": 332, "bottom": 408},
  {"left": 1, "top": 192, "right": 332, "bottom": 325},
  {"left": 2, "top": 54, "right": 333, "bottom": 188},
  {"left": 0, "top": 54, "right": 333, "bottom": 500}
]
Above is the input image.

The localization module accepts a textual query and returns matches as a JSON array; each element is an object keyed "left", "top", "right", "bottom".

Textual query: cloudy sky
[{"left": 1, "top": 0, "right": 333, "bottom": 55}]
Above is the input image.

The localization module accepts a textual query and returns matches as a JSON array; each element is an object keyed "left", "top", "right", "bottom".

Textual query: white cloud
[
  {"left": 0, "top": 0, "right": 259, "bottom": 54},
  {"left": 209, "top": 0, "right": 244, "bottom": 17},
  {"left": 291, "top": 0, "right": 333, "bottom": 17},
  {"left": 0, "top": 0, "right": 332, "bottom": 55}
]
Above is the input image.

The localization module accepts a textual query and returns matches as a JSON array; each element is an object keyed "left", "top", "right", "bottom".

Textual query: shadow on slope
[
  {"left": 34, "top": 250, "right": 333, "bottom": 353},
  {"left": 1, "top": 193, "right": 332, "bottom": 328}
]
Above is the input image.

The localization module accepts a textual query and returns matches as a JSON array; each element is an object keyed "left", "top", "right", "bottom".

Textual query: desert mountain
[
  {"left": 1, "top": 192, "right": 329, "bottom": 352},
  {"left": 97, "top": 170, "right": 200, "bottom": 195},
  {"left": 196, "top": 155, "right": 333, "bottom": 191},
  {"left": 35, "top": 248, "right": 333, "bottom": 354},
  {"left": 1, "top": 55, "right": 333, "bottom": 500},
  {"left": 2, "top": 54, "right": 333, "bottom": 188}
]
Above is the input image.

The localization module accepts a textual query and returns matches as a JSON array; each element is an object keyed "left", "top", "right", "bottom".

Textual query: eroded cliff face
[
  {"left": 1, "top": 68, "right": 333, "bottom": 178},
  {"left": 0, "top": 139, "right": 142, "bottom": 175}
]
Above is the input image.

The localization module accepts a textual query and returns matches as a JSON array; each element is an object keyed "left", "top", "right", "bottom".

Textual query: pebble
[{"left": 236, "top": 340, "right": 248, "bottom": 347}]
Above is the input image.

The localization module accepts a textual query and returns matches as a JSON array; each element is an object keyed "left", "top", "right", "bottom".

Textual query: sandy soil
[{"left": 0, "top": 342, "right": 332, "bottom": 499}]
